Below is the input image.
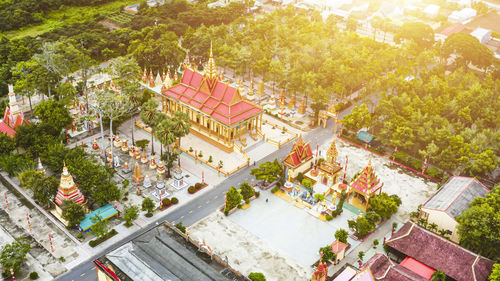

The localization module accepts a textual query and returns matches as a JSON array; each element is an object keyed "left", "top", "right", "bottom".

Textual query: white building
[
  {"left": 448, "top": 8, "right": 476, "bottom": 23},
  {"left": 423, "top": 4, "right": 440, "bottom": 18},
  {"left": 470, "top": 27, "right": 492, "bottom": 44},
  {"left": 419, "top": 176, "right": 489, "bottom": 243}
]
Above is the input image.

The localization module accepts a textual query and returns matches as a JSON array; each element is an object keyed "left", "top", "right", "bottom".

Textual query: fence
[
  {"left": 164, "top": 221, "right": 252, "bottom": 281},
  {"left": 180, "top": 147, "right": 249, "bottom": 177},
  {"left": 262, "top": 119, "right": 299, "bottom": 148}
]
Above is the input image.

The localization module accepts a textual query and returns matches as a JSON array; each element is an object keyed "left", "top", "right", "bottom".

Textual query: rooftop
[
  {"left": 362, "top": 254, "right": 428, "bottom": 281},
  {"left": 104, "top": 226, "right": 241, "bottom": 281},
  {"left": 79, "top": 204, "right": 118, "bottom": 231},
  {"left": 386, "top": 222, "right": 494, "bottom": 281},
  {"left": 422, "top": 176, "right": 489, "bottom": 218}
]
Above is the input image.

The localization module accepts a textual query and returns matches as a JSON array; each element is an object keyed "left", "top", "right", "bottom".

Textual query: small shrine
[
  {"left": 297, "top": 97, "right": 306, "bottom": 115},
  {"left": 0, "top": 84, "right": 30, "bottom": 138},
  {"left": 331, "top": 240, "right": 348, "bottom": 265},
  {"left": 132, "top": 162, "right": 143, "bottom": 183},
  {"left": 347, "top": 160, "right": 383, "bottom": 212},
  {"left": 143, "top": 175, "right": 152, "bottom": 188},
  {"left": 157, "top": 161, "right": 166, "bottom": 174},
  {"left": 288, "top": 94, "right": 295, "bottom": 110},
  {"left": 311, "top": 259, "right": 328, "bottom": 281},
  {"left": 122, "top": 161, "right": 132, "bottom": 174},
  {"left": 283, "top": 134, "right": 313, "bottom": 180},
  {"left": 317, "top": 138, "right": 343, "bottom": 187},
  {"left": 246, "top": 80, "right": 255, "bottom": 102},
  {"left": 153, "top": 175, "right": 170, "bottom": 200},
  {"left": 265, "top": 93, "right": 277, "bottom": 112},
  {"left": 170, "top": 165, "right": 188, "bottom": 190},
  {"left": 121, "top": 137, "right": 129, "bottom": 152},
  {"left": 55, "top": 163, "right": 85, "bottom": 207},
  {"left": 37, "top": 158, "right": 45, "bottom": 174}
]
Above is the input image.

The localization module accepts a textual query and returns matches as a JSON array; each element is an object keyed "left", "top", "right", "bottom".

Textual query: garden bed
[
  {"left": 89, "top": 229, "right": 118, "bottom": 248},
  {"left": 188, "top": 182, "right": 208, "bottom": 194},
  {"left": 158, "top": 197, "right": 179, "bottom": 211}
]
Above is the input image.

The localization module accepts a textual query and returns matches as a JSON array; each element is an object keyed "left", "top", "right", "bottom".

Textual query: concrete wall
[{"left": 421, "top": 208, "right": 459, "bottom": 243}]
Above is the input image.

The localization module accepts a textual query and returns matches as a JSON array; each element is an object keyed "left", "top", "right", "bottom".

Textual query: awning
[{"left": 400, "top": 257, "right": 436, "bottom": 280}]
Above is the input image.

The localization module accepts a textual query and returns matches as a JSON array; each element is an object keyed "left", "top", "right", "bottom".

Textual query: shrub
[
  {"left": 245, "top": 198, "right": 250, "bottom": 204},
  {"left": 297, "top": 172, "right": 304, "bottom": 183},
  {"left": 255, "top": 191, "right": 260, "bottom": 198},
  {"left": 162, "top": 198, "right": 171, "bottom": 206},
  {"left": 409, "top": 157, "right": 422, "bottom": 171},
  {"left": 271, "top": 186, "right": 280, "bottom": 193},
  {"left": 393, "top": 151, "right": 408, "bottom": 162},
  {"left": 248, "top": 272, "right": 266, "bottom": 281},
  {"left": 29, "top": 272, "right": 39, "bottom": 280},
  {"left": 302, "top": 178, "right": 312, "bottom": 188},
  {"left": 145, "top": 213, "right": 153, "bottom": 218},
  {"left": 198, "top": 150, "right": 203, "bottom": 157},
  {"left": 89, "top": 229, "right": 118, "bottom": 247},
  {"left": 325, "top": 214, "right": 333, "bottom": 221},
  {"left": 188, "top": 186, "right": 196, "bottom": 194},
  {"left": 208, "top": 155, "right": 213, "bottom": 162},
  {"left": 224, "top": 209, "right": 229, "bottom": 216},
  {"left": 175, "top": 222, "right": 186, "bottom": 233},
  {"left": 426, "top": 167, "right": 443, "bottom": 179},
  {"left": 77, "top": 233, "right": 83, "bottom": 239},
  {"left": 171, "top": 197, "right": 179, "bottom": 204},
  {"left": 195, "top": 182, "right": 203, "bottom": 189},
  {"left": 189, "top": 147, "right": 193, "bottom": 152}
]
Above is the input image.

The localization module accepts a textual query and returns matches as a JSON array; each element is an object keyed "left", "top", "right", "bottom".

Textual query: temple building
[
  {"left": 317, "top": 138, "right": 342, "bottom": 187},
  {"left": 55, "top": 163, "right": 85, "bottom": 206},
  {"left": 283, "top": 135, "right": 313, "bottom": 180},
  {"left": 0, "top": 84, "right": 30, "bottom": 137},
  {"left": 347, "top": 160, "right": 383, "bottom": 212},
  {"left": 140, "top": 45, "right": 263, "bottom": 153}
]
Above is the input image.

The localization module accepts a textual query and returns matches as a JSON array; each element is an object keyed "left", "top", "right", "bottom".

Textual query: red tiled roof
[
  {"left": 284, "top": 135, "right": 313, "bottom": 167},
  {"left": 160, "top": 68, "right": 261, "bottom": 126},
  {"left": 0, "top": 121, "right": 16, "bottom": 137},
  {"left": 363, "top": 254, "right": 428, "bottom": 281},
  {"left": 439, "top": 23, "right": 466, "bottom": 36},
  {"left": 331, "top": 241, "right": 347, "bottom": 253},
  {"left": 386, "top": 222, "right": 494, "bottom": 281}
]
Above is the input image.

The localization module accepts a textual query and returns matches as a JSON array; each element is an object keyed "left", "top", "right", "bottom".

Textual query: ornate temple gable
[
  {"left": 351, "top": 160, "right": 383, "bottom": 194},
  {"left": 326, "top": 138, "right": 338, "bottom": 163},
  {"left": 284, "top": 134, "right": 313, "bottom": 167},
  {"left": 228, "top": 88, "right": 242, "bottom": 105}
]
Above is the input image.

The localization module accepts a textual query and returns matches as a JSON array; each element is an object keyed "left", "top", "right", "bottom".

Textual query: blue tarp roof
[
  {"left": 79, "top": 204, "right": 118, "bottom": 231},
  {"left": 357, "top": 131, "right": 373, "bottom": 143}
]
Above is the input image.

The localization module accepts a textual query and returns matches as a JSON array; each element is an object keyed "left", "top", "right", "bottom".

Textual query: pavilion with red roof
[
  {"left": 141, "top": 45, "right": 263, "bottom": 153},
  {"left": 347, "top": 159, "right": 383, "bottom": 212},
  {"left": 283, "top": 134, "right": 314, "bottom": 180}
]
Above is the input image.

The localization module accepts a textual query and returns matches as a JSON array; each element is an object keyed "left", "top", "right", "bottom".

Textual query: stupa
[
  {"left": 143, "top": 175, "right": 152, "bottom": 188},
  {"left": 288, "top": 95, "right": 295, "bottom": 110},
  {"left": 142, "top": 68, "right": 148, "bottom": 83},
  {"left": 298, "top": 97, "right": 306, "bottom": 115},
  {"left": 121, "top": 137, "right": 129, "bottom": 152},
  {"left": 153, "top": 175, "right": 170, "bottom": 200},
  {"left": 37, "top": 158, "right": 45, "bottom": 174},
  {"left": 92, "top": 138, "right": 99, "bottom": 151},
  {"left": 279, "top": 89, "right": 285, "bottom": 105},
  {"left": 129, "top": 146, "right": 136, "bottom": 157},
  {"left": 157, "top": 161, "right": 166, "bottom": 174},
  {"left": 246, "top": 80, "right": 255, "bottom": 102},
  {"left": 170, "top": 165, "right": 188, "bottom": 190},
  {"left": 316, "top": 137, "right": 342, "bottom": 188},
  {"left": 55, "top": 163, "right": 85, "bottom": 206},
  {"left": 155, "top": 72, "right": 162, "bottom": 87},
  {"left": 113, "top": 135, "right": 121, "bottom": 148},
  {"left": 132, "top": 162, "right": 143, "bottom": 183},
  {"left": 122, "top": 161, "right": 132, "bottom": 174},
  {"left": 134, "top": 148, "right": 141, "bottom": 160},
  {"left": 149, "top": 155, "right": 157, "bottom": 169},
  {"left": 149, "top": 70, "right": 155, "bottom": 87},
  {"left": 141, "top": 151, "right": 148, "bottom": 164},
  {"left": 266, "top": 94, "right": 277, "bottom": 111}
]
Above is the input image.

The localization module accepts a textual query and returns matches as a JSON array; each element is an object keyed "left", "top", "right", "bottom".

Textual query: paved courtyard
[{"left": 227, "top": 189, "right": 360, "bottom": 268}]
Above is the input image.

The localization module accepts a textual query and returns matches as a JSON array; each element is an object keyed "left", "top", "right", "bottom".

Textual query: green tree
[
  {"left": 342, "top": 104, "right": 372, "bottom": 132},
  {"left": 155, "top": 116, "right": 177, "bottom": 177},
  {"left": 442, "top": 33, "right": 494, "bottom": 71},
  {"left": 250, "top": 159, "right": 283, "bottom": 185},
  {"left": 33, "top": 99, "right": 73, "bottom": 134},
  {"left": 240, "top": 182, "right": 255, "bottom": 200},
  {"left": 90, "top": 215, "right": 109, "bottom": 239},
  {"left": 0, "top": 237, "right": 30, "bottom": 275},
  {"left": 348, "top": 217, "right": 374, "bottom": 238},
  {"left": 335, "top": 229, "right": 349, "bottom": 244},
  {"left": 225, "top": 186, "right": 242, "bottom": 212},
  {"left": 140, "top": 99, "right": 161, "bottom": 151},
  {"left": 248, "top": 272, "right": 266, "bottom": 281},
  {"left": 346, "top": 15, "right": 358, "bottom": 32},
  {"left": 0, "top": 132, "right": 15, "bottom": 155},
  {"left": 319, "top": 245, "right": 335, "bottom": 263},
  {"left": 366, "top": 210, "right": 381, "bottom": 225},
  {"left": 170, "top": 111, "right": 191, "bottom": 165},
  {"left": 489, "top": 264, "right": 500, "bottom": 281},
  {"left": 369, "top": 192, "right": 401, "bottom": 219},
  {"left": 358, "top": 251, "right": 365, "bottom": 262},
  {"left": 457, "top": 185, "right": 499, "bottom": 260},
  {"left": 431, "top": 270, "right": 446, "bottom": 281},
  {"left": 141, "top": 197, "right": 155, "bottom": 215},
  {"left": 394, "top": 22, "right": 435, "bottom": 50},
  {"left": 61, "top": 200, "right": 86, "bottom": 227},
  {"left": 31, "top": 174, "right": 59, "bottom": 207},
  {"left": 123, "top": 205, "right": 139, "bottom": 227}
]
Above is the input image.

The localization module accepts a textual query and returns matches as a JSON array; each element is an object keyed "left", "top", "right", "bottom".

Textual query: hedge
[
  {"left": 188, "top": 182, "right": 207, "bottom": 194},
  {"left": 89, "top": 229, "right": 118, "bottom": 247}
]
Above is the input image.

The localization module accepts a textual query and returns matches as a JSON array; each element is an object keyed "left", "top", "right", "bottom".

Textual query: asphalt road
[{"left": 57, "top": 118, "right": 336, "bottom": 281}]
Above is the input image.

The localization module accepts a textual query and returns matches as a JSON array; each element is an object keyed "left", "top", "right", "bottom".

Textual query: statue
[
  {"left": 92, "top": 138, "right": 99, "bottom": 151},
  {"left": 122, "top": 161, "right": 132, "bottom": 174},
  {"left": 150, "top": 156, "right": 157, "bottom": 170},
  {"left": 114, "top": 155, "right": 121, "bottom": 168},
  {"left": 157, "top": 161, "right": 166, "bottom": 174},
  {"left": 121, "top": 137, "right": 129, "bottom": 152}
]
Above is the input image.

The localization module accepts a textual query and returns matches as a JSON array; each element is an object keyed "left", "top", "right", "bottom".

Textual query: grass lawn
[{"left": 3, "top": 0, "right": 138, "bottom": 39}]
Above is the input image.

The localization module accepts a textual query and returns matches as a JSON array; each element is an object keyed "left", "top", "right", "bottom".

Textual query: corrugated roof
[
  {"left": 79, "top": 204, "right": 118, "bottom": 231},
  {"left": 423, "top": 176, "right": 489, "bottom": 217}
]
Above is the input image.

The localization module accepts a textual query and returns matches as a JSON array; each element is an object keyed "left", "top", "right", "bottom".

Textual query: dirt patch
[{"left": 99, "top": 20, "right": 122, "bottom": 31}]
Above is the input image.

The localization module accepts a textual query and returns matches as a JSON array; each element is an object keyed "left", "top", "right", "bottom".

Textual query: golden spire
[
  {"left": 327, "top": 137, "right": 338, "bottom": 163},
  {"left": 206, "top": 41, "right": 217, "bottom": 80}
]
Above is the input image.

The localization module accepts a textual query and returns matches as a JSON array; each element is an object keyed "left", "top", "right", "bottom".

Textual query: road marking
[
  {"left": 198, "top": 205, "right": 202, "bottom": 208},
  {"left": 214, "top": 196, "right": 218, "bottom": 199},
  {"left": 189, "top": 210, "right": 193, "bottom": 214},
  {"left": 81, "top": 273, "right": 85, "bottom": 277},
  {"left": 180, "top": 216, "right": 184, "bottom": 219},
  {"left": 92, "top": 267, "right": 96, "bottom": 270},
  {"left": 206, "top": 201, "right": 210, "bottom": 204}
]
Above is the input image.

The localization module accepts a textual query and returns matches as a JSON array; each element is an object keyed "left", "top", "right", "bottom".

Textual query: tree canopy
[
  {"left": 0, "top": 237, "right": 30, "bottom": 275},
  {"left": 394, "top": 22, "right": 435, "bottom": 50}
]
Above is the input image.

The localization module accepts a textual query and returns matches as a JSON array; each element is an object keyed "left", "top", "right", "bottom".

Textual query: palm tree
[
  {"left": 170, "top": 111, "right": 191, "bottom": 166},
  {"left": 155, "top": 117, "right": 177, "bottom": 177},
  {"left": 428, "top": 223, "right": 438, "bottom": 232},
  {"left": 140, "top": 99, "right": 161, "bottom": 154},
  {"left": 431, "top": 270, "right": 446, "bottom": 281}
]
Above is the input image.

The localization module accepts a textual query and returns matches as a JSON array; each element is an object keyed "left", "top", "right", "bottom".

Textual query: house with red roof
[
  {"left": 140, "top": 45, "right": 263, "bottom": 153},
  {"left": 419, "top": 176, "right": 489, "bottom": 243},
  {"left": 385, "top": 221, "right": 494, "bottom": 281},
  {"left": 346, "top": 160, "right": 383, "bottom": 212},
  {"left": 0, "top": 84, "right": 30, "bottom": 138},
  {"left": 283, "top": 134, "right": 313, "bottom": 180}
]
